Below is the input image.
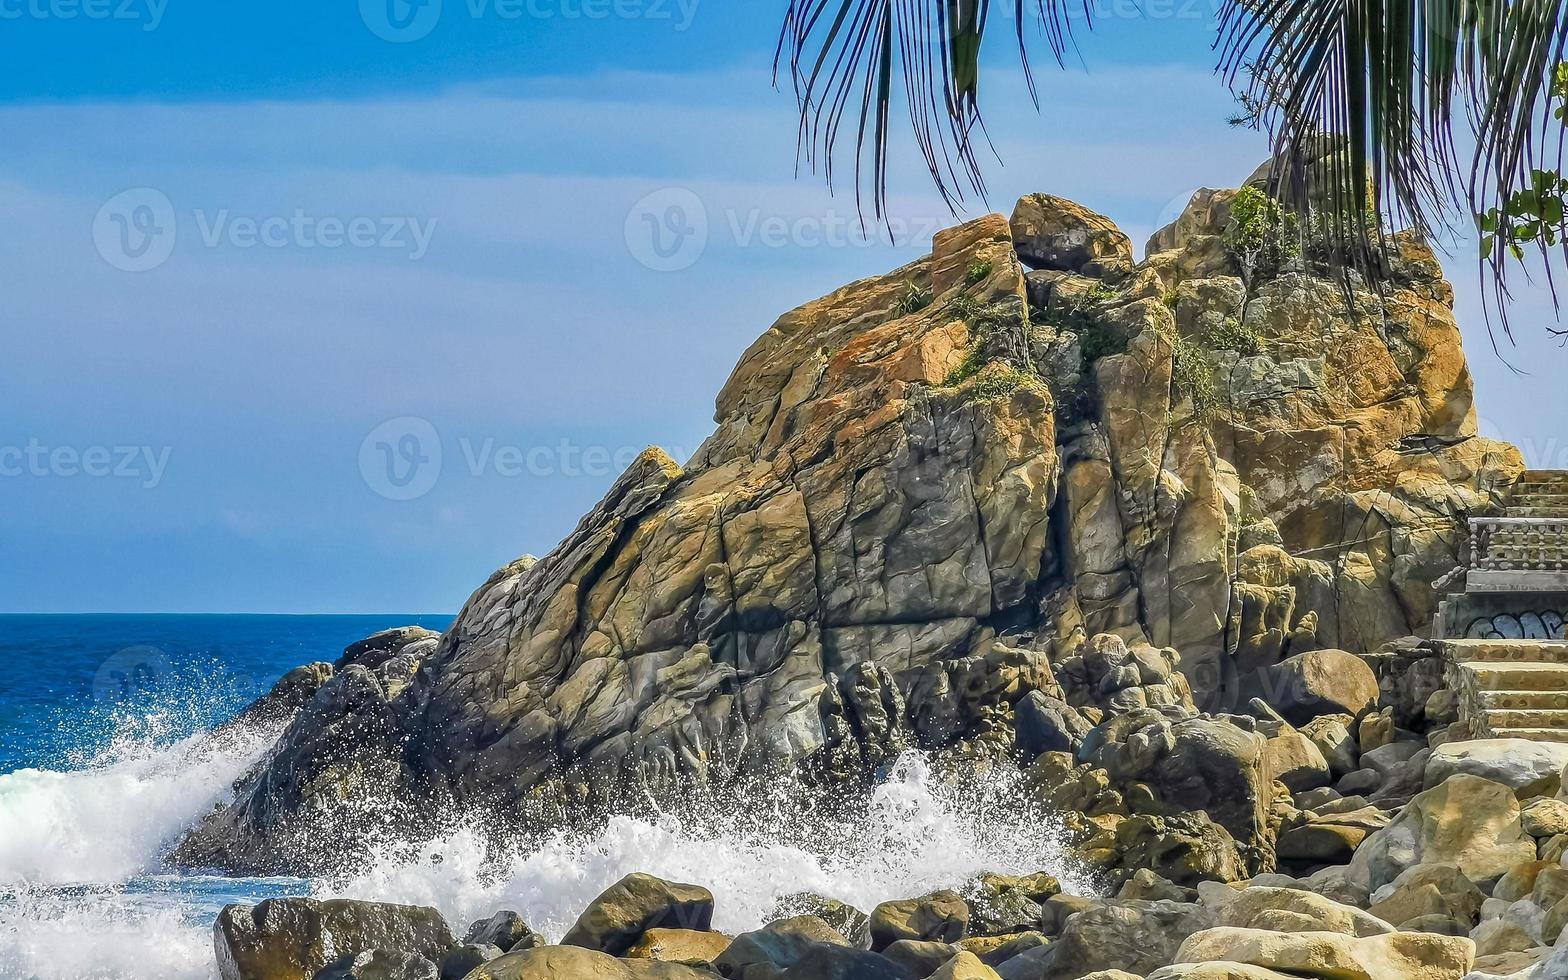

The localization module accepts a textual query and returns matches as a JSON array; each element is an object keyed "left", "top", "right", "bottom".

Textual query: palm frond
[
  {"left": 774, "top": 1, "right": 1088, "bottom": 220},
  {"left": 1216, "top": 0, "right": 1568, "bottom": 333}
]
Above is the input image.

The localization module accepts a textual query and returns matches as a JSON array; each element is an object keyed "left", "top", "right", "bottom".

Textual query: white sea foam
[
  {"left": 0, "top": 704, "right": 1087, "bottom": 980},
  {"left": 326, "top": 753, "right": 1092, "bottom": 940},
  {"left": 0, "top": 885, "right": 218, "bottom": 980},
  {"left": 0, "top": 715, "right": 275, "bottom": 888},
  {"left": 0, "top": 709, "right": 278, "bottom": 980}
]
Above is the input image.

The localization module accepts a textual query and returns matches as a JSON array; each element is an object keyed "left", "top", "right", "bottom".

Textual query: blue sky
[{"left": 2, "top": 4, "right": 1564, "bottom": 613}]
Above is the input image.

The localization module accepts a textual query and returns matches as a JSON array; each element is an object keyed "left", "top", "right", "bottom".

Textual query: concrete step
[
  {"left": 1478, "top": 689, "right": 1568, "bottom": 711},
  {"left": 1467, "top": 663, "right": 1568, "bottom": 692},
  {"left": 1485, "top": 728, "right": 1568, "bottom": 743},
  {"left": 1483, "top": 708, "right": 1568, "bottom": 729},
  {"left": 1447, "top": 641, "right": 1568, "bottom": 664}
]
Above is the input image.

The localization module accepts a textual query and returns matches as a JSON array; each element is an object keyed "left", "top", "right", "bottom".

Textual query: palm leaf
[
  {"left": 775, "top": 1, "right": 1088, "bottom": 219},
  {"left": 1217, "top": 0, "right": 1568, "bottom": 331}
]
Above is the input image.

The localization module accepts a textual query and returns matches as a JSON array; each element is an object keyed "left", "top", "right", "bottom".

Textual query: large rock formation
[{"left": 177, "top": 174, "right": 1521, "bottom": 873}]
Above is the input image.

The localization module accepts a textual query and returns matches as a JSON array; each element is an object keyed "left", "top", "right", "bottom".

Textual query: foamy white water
[
  {"left": 0, "top": 715, "right": 1086, "bottom": 980},
  {"left": 328, "top": 754, "right": 1092, "bottom": 940},
  {"left": 0, "top": 716, "right": 281, "bottom": 980},
  {"left": 0, "top": 719, "right": 275, "bottom": 888}
]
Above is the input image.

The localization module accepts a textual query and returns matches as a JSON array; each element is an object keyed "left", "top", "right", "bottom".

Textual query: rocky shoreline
[{"left": 181, "top": 166, "right": 1568, "bottom": 979}]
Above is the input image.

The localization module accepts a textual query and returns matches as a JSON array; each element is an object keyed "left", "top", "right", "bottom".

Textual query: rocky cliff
[{"left": 174, "top": 174, "right": 1523, "bottom": 875}]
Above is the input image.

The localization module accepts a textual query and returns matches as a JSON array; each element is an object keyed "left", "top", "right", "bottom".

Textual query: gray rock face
[
  {"left": 174, "top": 176, "right": 1522, "bottom": 874},
  {"left": 213, "top": 898, "right": 455, "bottom": 980}
]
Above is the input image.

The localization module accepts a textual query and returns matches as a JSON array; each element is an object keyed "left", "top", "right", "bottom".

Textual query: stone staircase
[
  {"left": 1436, "top": 472, "right": 1568, "bottom": 743},
  {"left": 1442, "top": 640, "right": 1568, "bottom": 742}
]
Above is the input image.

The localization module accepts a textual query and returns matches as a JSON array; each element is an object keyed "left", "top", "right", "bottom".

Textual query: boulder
[
  {"left": 714, "top": 916, "right": 849, "bottom": 980},
  {"left": 315, "top": 949, "right": 438, "bottom": 980},
  {"left": 1265, "top": 729, "right": 1333, "bottom": 793},
  {"left": 775, "top": 944, "right": 911, "bottom": 980},
  {"left": 1215, "top": 887, "right": 1394, "bottom": 937},
  {"left": 1300, "top": 718, "right": 1359, "bottom": 778},
  {"left": 1521, "top": 799, "right": 1568, "bottom": 838},
  {"left": 1147, "top": 967, "right": 1298, "bottom": 980},
  {"left": 1265, "top": 650, "right": 1380, "bottom": 725},
  {"left": 462, "top": 946, "right": 716, "bottom": 979},
  {"left": 625, "top": 929, "right": 732, "bottom": 963},
  {"left": 1175, "top": 927, "right": 1475, "bottom": 980},
  {"left": 214, "top": 898, "right": 455, "bottom": 980},
  {"left": 1493, "top": 863, "right": 1554, "bottom": 904},
  {"left": 1470, "top": 918, "right": 1537, "bottom": 959},
  {"left": 464, "top": 912, "right": 543, "bottom": 953},
  {"left": 1348, "top": 775, "right": 1537, "bottom": 891},
  {"left": 960, "top": 931, "right": 1047, "bottom": 968},
  {"left": 1010, "top": 194, "right": 1134, "bottom": 277},
  {"left": 966, "top": 873, "right": 1058, "bottom": 937},
  {"left": 870, "top": 892, "right": 969, "bottom": 950},
  {"left": 1018, "top": 900, "right": 1214, "bottom": 980},
  {"left": 1367, "top": 865, "right": 1485, "bottom": 929},
  {"left": 440, "top": 945, "right": 502, "bottom": 980},
  {"left": 931, "top": 951, "right": 1004, "bottom": 980},
  {"left": 560, "top": 875, "right": 714, "bottom": 956},
  {"left": 1424, "top": 741, "right": 1568, "bottom": 797},
  {"left": 770, "top": 895, "right": 870, "bottom": 949},
  {"left": 883, "top": 940, "right": 959, "bottom": 977}
]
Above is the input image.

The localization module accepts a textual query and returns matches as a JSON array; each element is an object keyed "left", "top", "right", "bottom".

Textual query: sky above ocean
[{"left": 2, "top": 4, "right": 1564, "bottom": 613}]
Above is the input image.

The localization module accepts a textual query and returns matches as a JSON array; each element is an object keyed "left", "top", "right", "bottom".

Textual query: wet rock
[
  {"left": 930, "top": 951, "right": 1003, "bottom": 980},
  {"left": 316, "top": 950, "right": 438, "bottom": 980},
  {"left": 775, "top": 945, "right": 911, "bottom": 980},
  {"left": 439, "top": 945, "right": 502, "bottom": 980},
  {"left": 882, "top": 940, "right": 959, "bottom": 977},
  {"left": 561, "top": 874, "right": 715, "bottom": 956},
  {"left": 464, "top": 912, "right": 543, "bottom": 953},
  {"left": 714, "top": 916, "right": 849, "bottom": 980},
  {"left": 626, "top": 929, "right": 732, "bottom": 963},
  {"left": 1019, "top": 900, "right": 1214, "bottom": 980},
  {"left": 870, "top": 892, "right": 969, "bottom": 950},
  {"left": 770, "top": 895, "right": 870, "bottom": 949},
  {"left": 966, "top": 873, "right": 1059, "bottom": 937},
  {"left": 462, "top": 946, "right": 715, "bottom": 979},
  {"left": 214, "top": 898, "right": 455, "bottom": 980}
]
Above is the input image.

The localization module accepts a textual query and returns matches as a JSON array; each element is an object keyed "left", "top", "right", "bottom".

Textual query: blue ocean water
[
  {"left": 0, "top": 614, "right": 449, "bottom": 980},
  {"left": 0, "top": 614, "right": 451, "bottom": 772}
]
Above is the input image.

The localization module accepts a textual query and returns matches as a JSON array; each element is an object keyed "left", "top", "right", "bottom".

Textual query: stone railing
[{"left": 1469, "top": 517, "right": 1568, "bottom": 572}]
